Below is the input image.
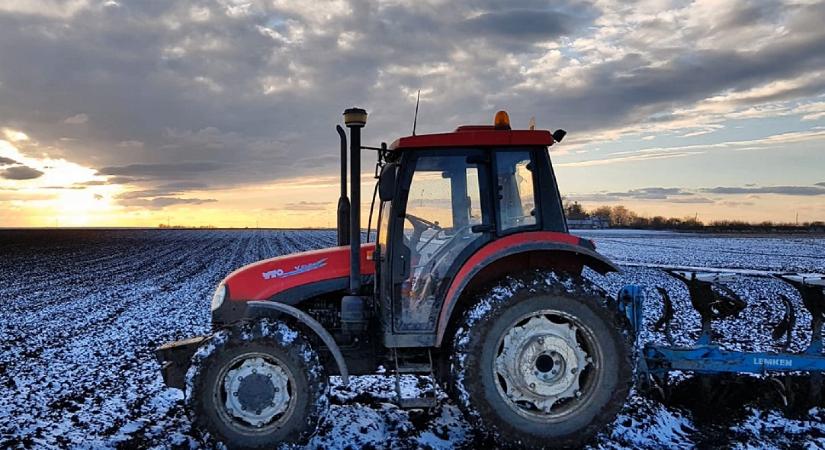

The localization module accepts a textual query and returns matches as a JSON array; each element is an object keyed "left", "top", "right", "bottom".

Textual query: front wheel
[
  {"left": 186, "top": 320, "right": 328, "bottom": 449},
  {"left": 450, "top": 271, "right": 631, "bottom": 449}
]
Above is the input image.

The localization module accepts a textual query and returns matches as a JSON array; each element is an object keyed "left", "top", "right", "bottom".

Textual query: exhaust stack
[
  {"left": 336, "top": 125, "right": 350, "bottom": 246},
  {"left": 343, "top": 107, "right": 367, "bottom": 294}
]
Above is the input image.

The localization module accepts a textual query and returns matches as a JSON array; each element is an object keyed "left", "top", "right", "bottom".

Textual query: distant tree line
[
  {"left": 563, "top": 200, "right": 825, "bottom": 232},
  {"left": 158, "top": 224, "right": 216, "bottom": 229}
]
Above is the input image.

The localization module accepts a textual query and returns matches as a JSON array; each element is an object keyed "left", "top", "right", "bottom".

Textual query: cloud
[
  {"left": 1, "top": 165, "right": 44, "bottom": 180},
  {"left": 816, "top": 182, "right": 825, "bottom": 187},
  {"left": 116, "top": 140, "right": 143, "bottom": 148},
  {"left": 275, "top": 201, "right": 331, "bottom": 212},
  {"left": 97, "top": 162, "right": 223, "bottom": 178},
  {"left": 461, "top": 9, "right": 577, "bottom": 42},
  {"left": 0, "top": 156, "right": 17, "bottom": 165},
  {"left": 63, "top": 113, "right": 88, "bottom": 124},
  {"left": 667, "top": 197, "right": 715, "bottom": 204},
  {"left": 608, "top": 187, "right": 693, "bottom": 200},
  {"left": 1, "top": 128, "right": 29, "bottom": 142},
  {"left": 702, "top": 186, "right": 825, "bottom": 196},
  {"left": 115, "top": 181, "right": 209, "bottom": 199},
  {"left": 0, "top": 0, "right": 823, "bottom": 217},
  {"left": 569, "top": 187, "right": 707, "bottom": 203},
  {"left": 557, "top": 129, "right": 825, "bottom": 168},
  {"left": 118, "top": 197, "right": 217, "bottom": 209}
]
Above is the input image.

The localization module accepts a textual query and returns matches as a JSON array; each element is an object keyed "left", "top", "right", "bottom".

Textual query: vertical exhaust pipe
[
  {"left": 343, "top": 108, "right": 367, "bottom": 295},
  {"left": 336, "top": 125, "right": 350, "bottom": 246}
]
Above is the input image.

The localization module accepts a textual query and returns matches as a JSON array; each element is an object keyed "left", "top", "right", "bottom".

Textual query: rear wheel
[
  {"left": 450, "top": 271, "right": 631, "bottom": 448},
  {"left": 186, "top": 320, "right": 328, "bottom": 449}
]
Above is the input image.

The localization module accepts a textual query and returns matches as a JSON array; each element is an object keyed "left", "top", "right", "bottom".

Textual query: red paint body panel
[
  {"left": 389, "top": 128, "right": 555, "bottom": 150},
  {"left": 225, "top": 244, "right": 376, "bottom": 301},
  {"left": 436, "top": 231, "right": 582, "bottom": 344}
]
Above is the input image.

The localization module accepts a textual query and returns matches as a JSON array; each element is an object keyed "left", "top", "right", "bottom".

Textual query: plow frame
[{"left": 617, "top": 271, "right": 825, "bottom": 383}]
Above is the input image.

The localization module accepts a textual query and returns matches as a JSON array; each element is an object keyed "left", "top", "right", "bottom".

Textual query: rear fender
[{"left": 435, "top": 238, "right": 618, "bottom": 346}]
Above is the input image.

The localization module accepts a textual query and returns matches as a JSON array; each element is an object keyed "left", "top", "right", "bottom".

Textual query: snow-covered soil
[{"left": 1, "top": 229, "right": 823, "bottom": 449}]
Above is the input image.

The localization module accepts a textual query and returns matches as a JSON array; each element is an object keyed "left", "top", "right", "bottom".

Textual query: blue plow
[{"left": 617, "top": 271, "right": 825, "bottom": 405}]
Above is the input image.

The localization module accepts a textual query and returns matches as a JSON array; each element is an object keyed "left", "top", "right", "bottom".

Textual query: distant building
[{"left": 567, "top": 216, "right": 610, "bottom": 229}]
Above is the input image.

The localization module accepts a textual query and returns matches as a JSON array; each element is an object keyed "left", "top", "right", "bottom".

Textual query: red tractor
[{"left": 156, "top": 108, "right": 631, "bottom": 448}]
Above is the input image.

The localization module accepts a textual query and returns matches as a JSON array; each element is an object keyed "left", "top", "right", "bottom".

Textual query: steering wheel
[
  {"left": 404, "top": 213, "right": 440, "bottom": 250},
  {"left": 405, "top": 213, "right": 441, "bottom": 233}
]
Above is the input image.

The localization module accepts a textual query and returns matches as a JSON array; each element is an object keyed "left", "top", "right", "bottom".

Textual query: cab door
[{"left": 384, "top": 150, "right": 492, "bottom": 345}]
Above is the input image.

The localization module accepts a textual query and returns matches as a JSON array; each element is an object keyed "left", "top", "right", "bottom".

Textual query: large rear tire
[
  {"left": 450, "top": 271, "right": 631, "bottom": 449},
  {"left": 186, "top": 320, "right": 328, "bottom": 449}
]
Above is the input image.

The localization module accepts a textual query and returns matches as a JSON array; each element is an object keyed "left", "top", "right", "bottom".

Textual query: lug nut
[
  {"left": 537, "top": 337, "right": 544, "bottom": 345},
  {"left": 530, "top": 383, "right": 536, "bottom": 389},
  {"left": 233, "top": 391, "right": 238, "bottom": 397},
  {"left": 575, "top": 390, "right": 582, "bottom": 398},
  {"left": 274, "top": 387, "right": 279, "bottom": 392},
  {"left": 571, "top": 368, "right": 577, "bottom": 374}
]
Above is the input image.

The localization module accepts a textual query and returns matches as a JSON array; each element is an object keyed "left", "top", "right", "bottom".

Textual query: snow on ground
[{"left": 0, "top": 229, "right": 823, "bottom": 449}]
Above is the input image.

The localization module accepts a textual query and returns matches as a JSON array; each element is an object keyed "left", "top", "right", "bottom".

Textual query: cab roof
[{"left": 389, "top": 125, "right": 556, "bottom": 151}]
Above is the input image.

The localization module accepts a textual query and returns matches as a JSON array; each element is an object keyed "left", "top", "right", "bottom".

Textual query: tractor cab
[{"left": 369, "top": 112, "right": 570, "bottom": 346}]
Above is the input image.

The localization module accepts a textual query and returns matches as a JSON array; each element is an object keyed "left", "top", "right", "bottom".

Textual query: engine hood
[{"left": 224, "top": 243, "right": 376, "bottom": 301}]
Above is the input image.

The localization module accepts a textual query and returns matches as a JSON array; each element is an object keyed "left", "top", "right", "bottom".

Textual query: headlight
[{"left": 211, "top": 283, "right": 227, "bottom": 312}]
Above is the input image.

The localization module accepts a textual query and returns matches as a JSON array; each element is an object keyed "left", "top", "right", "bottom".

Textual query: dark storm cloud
[
  {"left": 524, "top": 25, "right": 825, "bottom": 132},
  {"left": 816, "top": 182, "right": 825, "bottom": 187},
  {"left": 0, "top": 0, "right": 823, "bottom": 206},
  {"left": 461, "top": 9, "right": 574, "bottom": 40},
  {"left": 0, "top": 156, "right": 18, "bottom": 165},
  {"left": 702, "top": 186, "right": 825, "bottom": 196},
  {"left": 1, "top": 165, "right": 44, "bottom": 180}
]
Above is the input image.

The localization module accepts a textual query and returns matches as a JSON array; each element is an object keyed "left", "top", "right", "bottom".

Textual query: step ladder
[{"left": 393, "top": 348, "right": 437, "bottom": 409}]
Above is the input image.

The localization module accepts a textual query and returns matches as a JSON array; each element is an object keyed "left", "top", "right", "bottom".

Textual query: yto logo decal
[{"left": 262, "top": 258, "right": 328, "bottom": 280}]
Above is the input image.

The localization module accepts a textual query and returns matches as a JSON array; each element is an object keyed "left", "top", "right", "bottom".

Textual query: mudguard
[{"left": 434, "top": 231, "right": 618, "bottom": 346}]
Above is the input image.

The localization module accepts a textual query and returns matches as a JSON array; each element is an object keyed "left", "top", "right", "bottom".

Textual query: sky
[{"left": 0, "top": 0, "right": 823, "bottom": 228}]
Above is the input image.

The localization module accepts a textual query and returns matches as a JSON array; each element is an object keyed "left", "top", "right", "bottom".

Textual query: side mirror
[{"left": 378, "top": 163, "right": 397, "bottom": 201}]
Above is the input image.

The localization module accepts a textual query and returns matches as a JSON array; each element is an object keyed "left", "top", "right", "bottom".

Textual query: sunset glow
[{"left": 0, "top": 1, "right": 823, "bottom": 228}]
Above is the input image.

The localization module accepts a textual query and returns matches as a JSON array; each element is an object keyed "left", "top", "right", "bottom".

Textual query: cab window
[{"left": 496, "top": 151, "right": 537, "bottom": 231}]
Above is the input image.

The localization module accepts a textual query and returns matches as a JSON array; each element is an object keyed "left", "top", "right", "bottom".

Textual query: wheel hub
[
  {"left": 495, "top": 315, "right": 591, "bottom": 414},
  {"left": 223, "top": 357, "right": 290, "bottom": 427}
]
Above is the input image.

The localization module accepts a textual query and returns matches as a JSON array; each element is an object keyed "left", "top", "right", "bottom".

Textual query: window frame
[
  {"left": 386, "top": 148, "right": 494, "bottom": 335},
  {"left": 492, "top": 148, "right": 543, "bottom": 237}
]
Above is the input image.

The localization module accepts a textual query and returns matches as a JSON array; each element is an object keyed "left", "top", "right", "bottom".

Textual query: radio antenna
[{"left": 412, "top": 89, "right": 420, "bottom": 136}]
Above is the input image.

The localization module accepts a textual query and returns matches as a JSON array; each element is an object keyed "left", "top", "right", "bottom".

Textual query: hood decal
[{"left": 262, "top": 258, "right": 328, "bottom": 280}]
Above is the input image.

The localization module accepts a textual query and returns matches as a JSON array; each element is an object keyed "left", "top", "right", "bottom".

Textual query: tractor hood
[{"left": 224, "top": 243, "right": 376, "bottom": 302}]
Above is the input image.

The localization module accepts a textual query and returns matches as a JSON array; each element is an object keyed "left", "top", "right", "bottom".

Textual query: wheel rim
[
  {"left": 493, "top": 309, "right": 602, "bottom": 421},
  {"left": 214, "top": 352, "right": 296, "bottom": 432}
]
